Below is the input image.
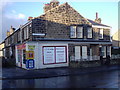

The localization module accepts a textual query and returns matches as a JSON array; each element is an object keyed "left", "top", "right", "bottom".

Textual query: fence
[
  {"left": 70, "top": 54, "right": 120, "bottom": 62},
  {"left": 70, "top": 54, "right": 120, "bottom": 68},
  {"left": 111, "top": 54, "right": 120, "bottom": 59}
]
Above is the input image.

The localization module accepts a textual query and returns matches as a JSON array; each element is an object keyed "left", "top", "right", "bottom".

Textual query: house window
[
  {"left": 107, "top": 46, "right": 111, "bottom": 57},
  {"left": 75, "top": 46, "right": 81, "bottom": 61},
  {"left": 26, "top": 26, "right": 29, "bottom": 39},
  {"left": 77, "top": 27, "right": 83, "bottom": 38},
  {"left": 70, "top": 26, "right": 76, "bottom": 38},
  {"left": 100, "top": 28, "right": 103, "bottom": 39},
  {"left": 101, "top": 46, "right": 106, "bottom": 58},
  {"left": 82, "top": 46, "right": 87, "bottom": 60},
  {"left": 24, "top": 28, "right": 26, "bottom": 40},
  {"left": 87, "top": 27, "right": 92, "bottom": 38}
]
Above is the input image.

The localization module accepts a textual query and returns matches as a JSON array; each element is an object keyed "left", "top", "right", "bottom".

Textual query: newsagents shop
[{"left": 15, "top": 41, "right": 69, "bottom": 69}]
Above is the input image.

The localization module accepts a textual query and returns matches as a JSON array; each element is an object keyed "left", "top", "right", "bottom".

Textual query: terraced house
[{"left": 4, "top": 0, "right": 112, "bottom": 69}]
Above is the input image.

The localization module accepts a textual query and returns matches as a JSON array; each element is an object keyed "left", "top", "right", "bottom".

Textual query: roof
[
  {"left": 87, "top": 19, "right": 110, "bottom": 27},
  {"left": 50, "top": 0, "right": 59, "bottom": 2}
]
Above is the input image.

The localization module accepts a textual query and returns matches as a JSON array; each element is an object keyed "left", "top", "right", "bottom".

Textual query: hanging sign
[{"left": 26, "top": 51, "right": 34, "bottom": 59}]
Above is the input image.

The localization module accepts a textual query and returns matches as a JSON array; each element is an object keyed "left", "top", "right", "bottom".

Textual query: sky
[{"left": 0, "top": 0, "right": 119, "bottom": 43}]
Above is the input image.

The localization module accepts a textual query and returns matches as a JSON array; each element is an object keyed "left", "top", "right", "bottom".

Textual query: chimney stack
[{"left": 95, "top": 12, "right": 101, "bottom": 23}]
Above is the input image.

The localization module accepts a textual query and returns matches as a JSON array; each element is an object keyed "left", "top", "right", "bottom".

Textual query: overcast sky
[{"left": 0, "top": 0, "right": 119, "bottom": 43}]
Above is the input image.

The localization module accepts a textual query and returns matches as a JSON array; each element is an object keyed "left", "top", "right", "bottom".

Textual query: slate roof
[{"left": 87, "top": 19, "right": 111, "bottom": 27}]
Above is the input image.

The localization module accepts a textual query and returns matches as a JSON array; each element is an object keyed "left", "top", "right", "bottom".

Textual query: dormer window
[{"left": 87, "top": 27, "right": 92, "bottom": 38}]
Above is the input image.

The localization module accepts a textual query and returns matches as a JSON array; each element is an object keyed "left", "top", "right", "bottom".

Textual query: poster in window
[
  {"left": 56, "top": 47, "right": 66, "bottom": 63},
  {"left": 28, "top": 45, "right": 35, "bottom": 50},
  {"left": 26, "top": 59, "right": 34, "bottom": 69},
  {"left": 43, "top": 47, "right": 55, "bottom": 64},
  {"left": 26, "top": 51, "right": 34, "bottom": 59}
]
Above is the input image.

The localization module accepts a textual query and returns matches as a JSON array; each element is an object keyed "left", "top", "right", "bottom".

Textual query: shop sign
[
  {"left": 26, "top": 59, "right": 34, "bottom": 69},
  {"left": 17, "top": 44, "right": 26, "bottom": 50},
  {"left": 26, "top": 51, "right": 34, "bottom": 59},
  {"left": 28, "top": 45, "right": 35, "bottom": 50}
]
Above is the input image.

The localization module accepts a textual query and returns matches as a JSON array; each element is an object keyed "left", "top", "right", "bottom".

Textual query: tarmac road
[{"left": 2, "top": 65, "right": 120, "bottom": 88}]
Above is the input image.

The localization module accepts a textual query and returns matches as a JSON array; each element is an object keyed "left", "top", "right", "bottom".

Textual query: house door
[{"left": 82, "top": 46, "right": 87, "bottom": 60}]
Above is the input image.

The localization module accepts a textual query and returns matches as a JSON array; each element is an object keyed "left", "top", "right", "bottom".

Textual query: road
[{"left": 2, "top": 69, "right": 120, "bottom": 88}]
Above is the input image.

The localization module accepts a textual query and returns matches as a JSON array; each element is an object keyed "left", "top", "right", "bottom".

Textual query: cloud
[
  {"left": 11, "top": 10, "right": 16, "bottom": 14},
  {"left": 2, "top": 9, "right": 27, "bottom": 42},
  {"left": 18, "top": 13, "right": 26, "bottom": 19},
  {"left": 4, "top": 10, "right": 26, "bottom": 20}
]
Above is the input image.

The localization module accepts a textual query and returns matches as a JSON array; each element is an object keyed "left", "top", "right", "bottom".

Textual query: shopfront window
[{"left": 17, "top": 50, "right": 22, "bottom": 62}]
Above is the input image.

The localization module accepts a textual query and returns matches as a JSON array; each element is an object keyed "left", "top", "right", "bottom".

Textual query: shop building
[{"left": 4, "top": 0, "right": 112, "bottom": 69}]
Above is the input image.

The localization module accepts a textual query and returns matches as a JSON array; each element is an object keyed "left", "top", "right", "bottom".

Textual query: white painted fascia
[
  {"left": 92, "top": 25, "right": 112, "bottom": 29},
  {"left": 20, "top": 20, "right": 32, "bottom": 29}
]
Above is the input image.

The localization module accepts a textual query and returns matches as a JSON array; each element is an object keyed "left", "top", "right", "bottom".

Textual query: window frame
[
  {"left": 99, "top": 28, "right": 104, "bottom": 39},
  {"left": 75, "top": 46, "right": 81, "bottom": 61},
  {"left": 107, "top": 46, "right": 111, "bottom": 57},
  {"left": 77, "top": 26, "right": 83, "bottom": 38},
  {"left": 87, "top": 27, "right": 93, "bottom": 39},
  {"left": 70, "top": 26, "right": 77, "bottom": 38},
  {"left": 101, "top": 46, "right": 106, "bottom": 58},
  {"left": 82, "top": 46, "right": 88, "bottom": 60}
]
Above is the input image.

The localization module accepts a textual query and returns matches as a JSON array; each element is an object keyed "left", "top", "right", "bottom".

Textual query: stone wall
[
  {"left": 37, "top": 3, "right": 92, "bottom": 39},
  {"left": 36, "top": 2, "right": 110, "bottom": 40},
  {"left": 32, "top": 19, "right": 46, "bottom": 40}
]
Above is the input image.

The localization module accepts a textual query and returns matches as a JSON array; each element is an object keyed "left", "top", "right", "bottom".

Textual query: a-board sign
[{"left": 26, "top": 59, "right": 34, "bottom": 69}]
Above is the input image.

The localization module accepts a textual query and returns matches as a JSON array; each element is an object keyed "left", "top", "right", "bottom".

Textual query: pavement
[{"left": 1, "top": 65, "right": 120, "bottom": 80}]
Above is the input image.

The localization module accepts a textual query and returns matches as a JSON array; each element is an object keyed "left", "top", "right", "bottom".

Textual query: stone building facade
[{"left": 3, "top": 0, "right": 112, "bottom": 69}]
